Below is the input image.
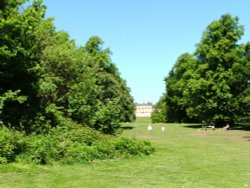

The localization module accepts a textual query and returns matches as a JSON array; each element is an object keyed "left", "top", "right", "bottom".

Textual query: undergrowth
[{"left": 0, "top": 120, "right": 154, "bottom": 164}]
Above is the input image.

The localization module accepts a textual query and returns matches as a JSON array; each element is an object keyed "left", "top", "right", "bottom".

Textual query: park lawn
[{"left": 1, "top": 120, "right": 250, "bottom": 188}]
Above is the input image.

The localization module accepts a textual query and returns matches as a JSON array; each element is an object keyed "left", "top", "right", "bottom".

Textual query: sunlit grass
[
  {"left": 135, "top": 117, "right": 152, "bottom": 123},
  {"left": 1, "top": 120, "right": 250, "bottom": 187}
]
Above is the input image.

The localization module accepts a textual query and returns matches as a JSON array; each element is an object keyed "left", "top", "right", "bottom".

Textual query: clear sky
[{"left": 42, "top": 0, "right": 250, "bottom": 104}]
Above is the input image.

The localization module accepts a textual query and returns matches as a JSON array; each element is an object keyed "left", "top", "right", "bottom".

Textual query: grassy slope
[{"left": 1, "top": 119, "right": 250, "bottom": 187}]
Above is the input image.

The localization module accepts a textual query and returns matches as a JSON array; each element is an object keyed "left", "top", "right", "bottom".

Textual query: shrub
[
  {"left": 17, "top": 122, "right": 108, "bottom": 164},
  {"left": 18, "top": 134, "right": 58, "bottom": 164},
  {"left": 113, "top": 137, "right": 155, "bottom": 157},
  {"left": 52, "top": 120, "right": 103, "bottom": 146},
  {"left": 2, "top": 120, "right": 155, "bottom": 164},
  {"left": 92, "top": 139, "right": 117, "bottom": 159},
  {"left": 0, "top": 127, "right": 26, "bottom": 163}
]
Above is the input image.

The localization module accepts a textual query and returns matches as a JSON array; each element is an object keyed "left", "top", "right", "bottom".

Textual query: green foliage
[
  {"left": 188, "top": 14, "right": 245, "bottom": 124},
  {"left": 161, "top": 14, "right": 250, "bottom": 125},
  {"left": 0, "top": 0, "right": 26, "bottom": 18},
  {"left": 164, "top": 53, "right": 198, "bottom": 123},
  {"left": 14, "top": 120, "right": 154, "bottom": 164},
  {"left": 0, "top": 127, "right": 26, "bottom": 163},
  {"left": 0, "top": 90, "right": 27, "bottom": 115},
  {"left": 19, "top": 134, "right": 56, "bottom": 164},
  {"left": 0, "top": 0, "right": 135, "bottom": 135},
  {"left": 83, "top": 36, "right": 135, "bottom": 125},
  {"left": 151, "top": 94, "right": 167, "bottom": 123},
  {"left": 94, "top": 100, "right": 122, "bottom": 135},
  {"left": 0, "top": 0, "right": 146, "bottom": 166},
  {"left": 0, "top": 0, "right": 49, "bottom": 129},
  {"left": 113, "top": 137, "right": 154, "bottom": 157}
]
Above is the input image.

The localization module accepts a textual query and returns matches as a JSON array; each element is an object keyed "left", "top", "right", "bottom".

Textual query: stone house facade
[{"left": 135, "top": 104, "right": 154, "bottom": 117}]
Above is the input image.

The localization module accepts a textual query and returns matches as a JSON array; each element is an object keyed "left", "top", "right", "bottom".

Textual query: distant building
[{"left": 135, "top": 104, "right": 154, "bottom": 117}]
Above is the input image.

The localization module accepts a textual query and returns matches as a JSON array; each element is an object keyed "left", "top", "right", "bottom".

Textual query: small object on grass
[
  {"left": 223, "top": 124, "right": 230, "bottom": 131},
  {"left": 147, "top": 125, "right": 152, "bottom": 134},
  {"left": 202, "top": 123, "right": 215, "bottom": 131},
  {"left": 161, "top": 126, "right": 165, "bottom": 133},
  {"left": 207, "top": 125, "right": 215, "bottom": 130}
]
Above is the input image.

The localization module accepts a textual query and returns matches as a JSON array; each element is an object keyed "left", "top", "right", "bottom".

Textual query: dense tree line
[
  {"left": 0, "top": 0, "right": 135, "bottom": 135},
  {"left": 0, "top": 0, "right": 154, "bottom": 165},
  {"left": 152, "top": 14, "right": 250, "bottom": 125}
]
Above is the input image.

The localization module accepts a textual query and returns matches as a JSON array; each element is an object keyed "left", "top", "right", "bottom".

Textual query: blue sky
[{"left": 42, "top": 0, "right": 250, "bottom": 104}]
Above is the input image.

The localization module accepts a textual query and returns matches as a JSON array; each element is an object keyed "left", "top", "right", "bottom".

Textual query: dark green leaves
[{"left": 0, "top": 1, "right": 135, "bottom": 135}]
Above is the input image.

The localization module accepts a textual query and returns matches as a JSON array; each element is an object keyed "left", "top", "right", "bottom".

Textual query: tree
[
  {"left": 164, "top": 53, "right": 197, "bottom": 123},
  {"left": 161, "top": 14, "right": 249, "bottom": 125},
  {"left": 0, "top": 1, "right": 135, "bottom": 135},
  {"left": 184, "top": 14, "right": 246, "bottom": 125},
  {"left": 42, "top": 35, "right": 135, "bottom": 134},
  {"left": 0, "top": 0, "right": 25, "bottom": 18},
  {"left": 81, "top": 36, "right": 135, "bottom": 133},
  {"left": 0, "top": 0, "right": 48, "bottom": 131},
  {"left": 151, "top": 94, "right": 167, "bottom": 123},
  {"left": 234, "top": 42, "right": 250, "bottom": 122}
]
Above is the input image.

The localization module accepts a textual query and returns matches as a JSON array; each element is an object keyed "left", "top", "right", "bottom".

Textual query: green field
[{"left": 1, "top": 119, "right": 250, "bottom": 188}]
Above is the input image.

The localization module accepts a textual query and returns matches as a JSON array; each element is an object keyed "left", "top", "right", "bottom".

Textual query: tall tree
[
  {"left": 82, "top": 36, "right": 135, "bottom": 133},
  {"left": 0, "top": 1, "right": 134, "bottom": 135},
  {"left": 0, "top": 0, "right": 47, "bottom": 130},
  {"left": 184, "top": 14, "right": 246, "bottom": 125},
  {"left": 234, "top": 42, "right": 250, "bottom": 122},
  {"left": 161, "top": 14, "right": 249, "bottom": 125}
]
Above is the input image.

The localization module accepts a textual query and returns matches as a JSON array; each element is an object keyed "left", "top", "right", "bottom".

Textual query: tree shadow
[
  {"left": 184, "top": 123, "right": 250, "bottom": 131},
  {"left": 121, "top": 126, "right": 134, "bottom": 130},
  {"left": 230, "top": 124, "right": 250, "bottom": 131},
  {"left": 184, "top": 124, "right": 203, "bottom": 129}
]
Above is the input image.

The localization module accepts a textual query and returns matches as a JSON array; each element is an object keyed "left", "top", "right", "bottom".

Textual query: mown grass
[{"left": 1, "top": 119, "right": 250, "bottom": 187}]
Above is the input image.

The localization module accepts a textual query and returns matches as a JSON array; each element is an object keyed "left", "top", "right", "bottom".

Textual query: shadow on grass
[
  {"left": 184, "top": 124, "right": 203, "bottom": 129},
  {"left": 231, "top": 124, "right": 250, "bottom": 131},
  {"left": 121, "top": 126, "right": 134, "bottom": 130},
  {"left": 184, "top": 123, "right": 250, "bottom": 131}
]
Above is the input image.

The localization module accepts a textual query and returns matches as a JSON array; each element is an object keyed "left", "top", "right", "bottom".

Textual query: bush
[
  {"left": 17, "top": 134, "right": 58, "bottom": 164},
  {"left": 112, "top": 137, "right": 155, "bottom": 157},
  {"left": 52, "top": 120, "right": 103, "bottom": 146},
  {"left": 0, "top": 127, "right": 26, "bottom": 163},
  {"left": 1, "top": 120, "right": 155, "bottom": 164}
]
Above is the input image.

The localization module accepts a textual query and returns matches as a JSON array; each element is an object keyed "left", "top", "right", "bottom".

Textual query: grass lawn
[{"left": 1, "top": 119, "right": 250, "bottom": 187}]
